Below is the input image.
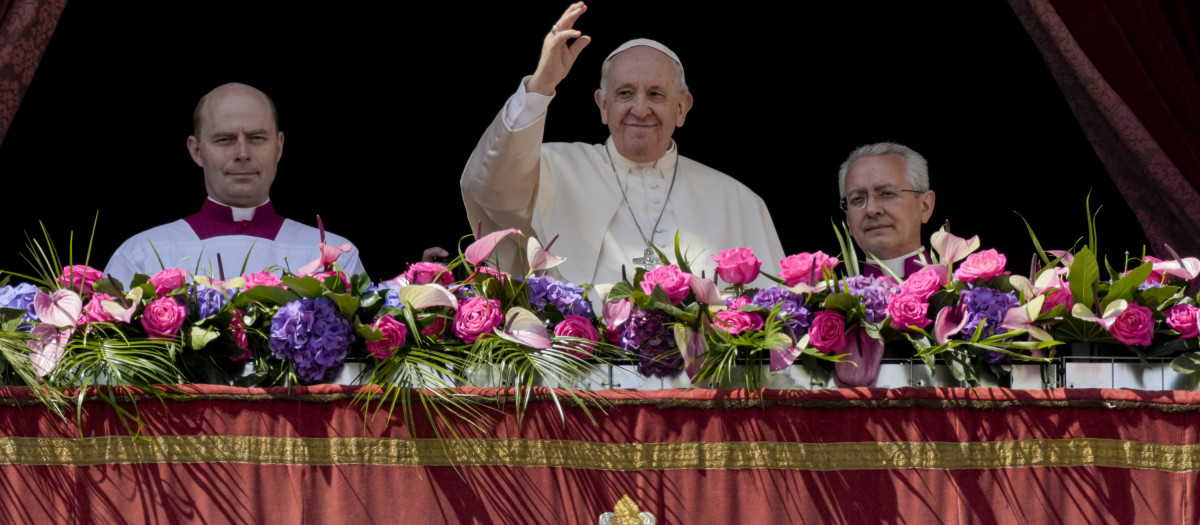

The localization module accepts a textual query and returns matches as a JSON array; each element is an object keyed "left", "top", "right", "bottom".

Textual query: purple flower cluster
[
  {"left": 367, "top": 281, "right": 404, "bottom": 310},
  {"left": 620, "top": 308, "right": 681, "bottom": 377},
  {"left": 527, "top": 275, "right": 592, "bottom": 317},
  {"left": 753, "top": 286, "right": 813, "bottom": 335},
  {"left": 191, "top": 286, "right": 228, "bottom": 319},
  {"left": 960, "top": 287, "right": 1020, "bottom": 339},
  {"left": 0, "top": 283, "right": 39, "bottom": 327},
  {"left": 269, "top": 297, "right": 355, "bottom": 382},
  {"left": 841, "top": 275, "right": 900, "bottom": 323}
]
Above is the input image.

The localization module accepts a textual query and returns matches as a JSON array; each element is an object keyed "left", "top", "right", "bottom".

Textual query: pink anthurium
[
  {"left": 1072, "top": 300, "right": 1127, "bottom": 331},
  {"left": 495, "top": 307, "right": 551, "bottom": 350},
  {"left": 602, "top": 298, "right": 632, "bottom": 331},
  {"left": 674, "top": 325, "right": 709, "bottom": 379},
  {"left": 1046, "top": 250, "right": 1075, "bottom": 270},
  {"left": 33, "top": 290, "right": 83, "bottom": 327},
  {"left": 27, "top": 324, "right": 71, "bottom": 376},
  {"left": 194, "top": 275, "right": 247, "bottom": 293},
  {"left": 398, "top": 284, "right": 459, "bottom": 310},
  {"left": 767, "top": 332, "right": 802, "bottom": 372},
  {"left": 100, "top": 287, "right": 144, "bottom": 324},
  {"left": 1152, "top": 257, "right": 1200, "bottom": 281},
  {"left": 298, "top": 215, "right": 354, "bottom": 276},
  {"left": 465, "top": 228, "right": 522, "bottom": 266},
  {"left": 834, "top": 325, "right": 885, "bottom": 387},
  {"left": 933, "top": 304, "right": 970, "bottom": 344},
  {"left": 527, "top": 236, "right": 566, "bottom": 272},
  {"left": 689, "top": 275, "right": 723, "bottom": 306},
  {"left": 1000, "top": 294, "right": 1053, "bottom": 342},
  {"left": 930, "top": 230, "right": 980, "bottom": 265}
]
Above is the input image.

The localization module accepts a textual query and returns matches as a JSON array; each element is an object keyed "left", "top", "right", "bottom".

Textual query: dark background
[{"left": 0, "top": 2, "right": 1147, "bottom": 281}]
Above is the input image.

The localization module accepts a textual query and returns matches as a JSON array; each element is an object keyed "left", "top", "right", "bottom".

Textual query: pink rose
[
  {"left": 953, "top": 249, "right": 1009, "bottom": 282},
  {"left": 900, "top": 267, "right": 946, "bottom": 301},
  {"left": 553, "top": 315, "right": 601, "bottom": 358},
  {"left": 403, "top": 262, "right": 454, "bottom": 286},
  {"left": 473, "top": 266, "right": 510, "bottom": 283},
  {"left": 140, "top": 297, "right": 188, "bottom": 339},
  {"left": 713, "top": 309, "right": 765, "bottom": 335},
  {"left": 422, "top": 315, "right": 447, "bottom": 338},
  {"left": 640, "top": 265, "right": 692, "bottom": 305},
  {"left": 58, "top": 265, "right": 103, "bottom": 296},
  {"left": 1165, "top": 303, "right": 1199, "bottom": 338},
  {"left": 453, "top": 297, "right": 503, "bottom": 344},
  {"left": 243, "top": 271, "right": 283, "bottom": 289},
  {"left": 727, "top": 295, "right": 752, "bottom": 309},
  {"left": 79, "top": 293, "right": 119, "bottom": 325},
  {"left": 778, "top": 251, "right": 840, "bottom": 287},
  {"left": 1109, "top": 303, "right": 1155, "bottom": 347},
  {"left": 808, "top": 310, "right": 847, "bottom": 354},
  {"left": 1041, "top": 287, "right": 1074, "bottom": 314},
  {"left": 367, "top": 315, "right": 409, "bottom": 359},
  {"left": 886, "top": 293, "right": 932, "bottom": 331},
  {"left": 148, "top": 268, "right": 189, "bottom": 297},
  {"left": 711, "top": 247, "right": 762, "bottom": 285},
  {"left": 230, "top": 309, "right": 251, "bottom": 360}
]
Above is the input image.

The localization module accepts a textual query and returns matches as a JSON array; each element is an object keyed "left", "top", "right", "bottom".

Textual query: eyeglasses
[{"left": 840, "top": 189, "right": 924, "bottom": 211}]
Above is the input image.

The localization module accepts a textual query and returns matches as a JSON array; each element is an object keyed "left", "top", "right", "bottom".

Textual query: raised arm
[{"left": 528, "top": 2, "right": 592, "bottom": 96}]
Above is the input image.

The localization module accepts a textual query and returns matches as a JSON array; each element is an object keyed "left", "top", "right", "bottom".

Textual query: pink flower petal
[
  {"left": 33, "top": 290, "right": 83, "bottom": 327},
  {"left": 602, "top": 298, "right": 631, "bottom": 330},
  {"left": 527, "top": 236, "right": 566, "bottom": 272},
  {"left": 934, "top": 304, "right": 969, "bottom": 344},
  {"left": 465, "top": 228, "right": 521, "bottom": 266},
  {"left": 27, "top": 324, "right": 72, "bottom": 376},
  {"left": 689, "top": 275, "right": 723, "bottom": 305},
  {"left": 496, "top": 307, "right": 551, "bottom": 350},
  {"left": 398, "top": 284, "right": 459, "bottom": 310},
  {"left": 930, "top": 231, "right": 980, "bottom": 265},
  {"left": 834, "top": 325, "right": 885, "bottom": 387}
]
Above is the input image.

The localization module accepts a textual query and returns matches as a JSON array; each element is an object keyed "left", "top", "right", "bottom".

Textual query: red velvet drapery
[
  {"left": 1, "top": 385, "right": 1198, "bottom": 523},
  {"left": 1009, "top": 0, "right": 1200, "bottom": 258}
]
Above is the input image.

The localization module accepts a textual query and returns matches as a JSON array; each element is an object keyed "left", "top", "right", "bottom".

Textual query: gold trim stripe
[{"left": 1, "top": 436, "right": 1198, "bottom": 472}]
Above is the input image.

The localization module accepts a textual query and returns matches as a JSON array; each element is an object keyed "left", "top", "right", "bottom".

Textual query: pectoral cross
[{"left": 632, "top": 246, "right": 662, "bottom": 270}]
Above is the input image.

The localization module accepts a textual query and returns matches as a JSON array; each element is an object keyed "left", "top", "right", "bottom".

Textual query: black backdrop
[{"left": 0, "top": 2, "right": 1147, "bottom": 282}]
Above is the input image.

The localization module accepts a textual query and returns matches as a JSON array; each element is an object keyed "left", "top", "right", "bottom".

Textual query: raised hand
[{"left": 528, "top": 2, "right": 592, "bottom": 96}]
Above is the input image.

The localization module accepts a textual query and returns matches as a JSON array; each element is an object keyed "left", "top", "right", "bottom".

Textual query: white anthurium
[
  {"left": 527, "top": 236, "right": 566, "bottom": 272},
  {"left": 930, "top": 230, "right": 980, "bottom": 265},
  {"left": 1153, "top": 257, "right": 1200, "bottom": 281},
  {"left": 689, "top": 275, "right": 723, "bottom": 306},
  {"left": 399, "top": 284, "right": 459, "bottom": 310},
  {"left": 1071, "top": 299, "right": 1128, "bottom": 331},
  {"left": 101, "top": 286, "right": 144, "bottom": 324},
  {"left": 495, "top": 307, "right": 551, "bottom": 350},
  {"left": 1000, "top": 294, "right": 1054, "bottom": 342}
]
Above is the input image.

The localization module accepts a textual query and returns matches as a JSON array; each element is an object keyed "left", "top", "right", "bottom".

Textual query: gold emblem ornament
[{"left": 599, "top": 495, "right": 655, "bottom": 525}]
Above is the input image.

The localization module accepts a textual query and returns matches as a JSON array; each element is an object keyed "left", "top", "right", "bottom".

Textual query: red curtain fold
[
  {"left": 0, "top": 0, "right": 65, "bottom": 146},
  {"left": 0, "top": 385, "right": 1198, "bottom": 523},
  {"left": 1009, "top": 0, "right": 1200, "bottom": 258}
]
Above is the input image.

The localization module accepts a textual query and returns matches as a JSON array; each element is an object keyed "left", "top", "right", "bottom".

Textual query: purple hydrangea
[
  {"left": 752, "top": 286, "right": 813, "bottom": 335},
  {"left": 0, "top": 283, "right": 40, "bottom": 327},
  {"left": 269, "top": 297, "right": 355, "bottom": 383},
  {"left": 620, "top": 308, "right": 681, "bottom": 377},
  {"left": 367, "top": 281, "right": 404, "bottom": 310},
  {"left": 190, "top": 286, "right": 228, "bottom": 319},
  {"left": 841, "top": 275, "right": 901, "bottom": 323},
  {"left": 960, "top": 287, "right": 1020, "bottom": 340},
  {"left": 527, "top": 275, "right": 593, "bottom": 318}
]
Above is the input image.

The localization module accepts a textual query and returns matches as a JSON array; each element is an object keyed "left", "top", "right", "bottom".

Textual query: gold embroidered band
[{"left": 1, "top": 436, "right": 1196, "bottom": 472}]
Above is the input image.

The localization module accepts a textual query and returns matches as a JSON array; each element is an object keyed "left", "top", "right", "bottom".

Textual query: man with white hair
[
  {"left": 838, "top": 142, "right": 937, "bottom": 278},
  {"left": 461, "top": 2, "right": 784, "bottom": 286}
]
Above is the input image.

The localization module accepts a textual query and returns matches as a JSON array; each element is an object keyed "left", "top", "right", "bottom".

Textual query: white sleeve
[{"left": 505, "top": 77, "right": 555, "bottom": 131}]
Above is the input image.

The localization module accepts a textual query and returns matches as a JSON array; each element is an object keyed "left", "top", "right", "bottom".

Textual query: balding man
[
  {"left": 461, "top": 2, "right": 784, "bottom": 286},
  {"left": 105, "top": 83, "right": 363, "bottom": 285}
]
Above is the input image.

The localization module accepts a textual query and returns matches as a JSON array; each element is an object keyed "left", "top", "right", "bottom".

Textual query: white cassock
[
  {"left": 461, "top": 78, "right": 786, "bottom": 287},
  {"left": 104, "top": 199, "right": 364, "bottom": 286}
]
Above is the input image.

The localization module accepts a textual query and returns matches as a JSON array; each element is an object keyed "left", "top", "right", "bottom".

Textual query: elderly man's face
[
  {"left": 187, "top": 84, "right": 283, "bottom": 208},
  {"left": 844, "top": 154, "right": 935, "bottom": 260},
  {"left": 594, "top": 46, "right": 693, "bottom": 163}
]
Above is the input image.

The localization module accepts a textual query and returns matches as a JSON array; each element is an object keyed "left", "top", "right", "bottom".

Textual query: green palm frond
[{"left": 467, "top": 336, "right": 612, "bottom": 426}]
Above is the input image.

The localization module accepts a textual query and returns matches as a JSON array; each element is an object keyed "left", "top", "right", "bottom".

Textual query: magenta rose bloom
[
  {"left": 453, "top": 297, "right": 503, "bottom": 344},
  {"left": 711, "top": 247, "right": 762, "bottom": 285},
  {"left": 808, "top": 310, "right": 847, "bottom": 354},
  {"left": 1165, "top": 303, "right": 1199, "bottom": 338},
  {"left": 953, "top": 249, "right": 1009, "bottom": 282},
  {"left": 1041, "top": 286, "right": 1074, "bottom": 314},
  {"left": 553, "top": 315, "right": 601, "bottom": 357},
  {"left": 243, "top": 271, "right": 283, "bottom": 289},
  {"left": 230, "top": 309, "right": 251, "bottom": 360},
  {"left": 148, "top": 268, "right": 189, "bottom": 297},
  {"left": 1109, "top": 303, "right": 1156, "bottom": 347},
  {"left": 403, "top": 262, "right": 454, "bottom": 286},
  {"left": 141, "top": 297, "right": 188, "bottom": 339},
  {"left": 422, "top": 315, "right": 447, "bottom": 338},
  {"left": 778, "top": 251, "right": 840, "bottom": 287},
  {"left": 78, "top": 293, "right": 119, "bottom": 325},
  {"left": 640, "top": 265, "right": 692, "bottom": 305},
  {"left": 887, "top": 293, "right": 932, "bottom": 331},
  {"left": 900, "top": 267, "right": 946, "bottom": 301},
  {"left": 713, "top": 309, "right": 765, "bottom": 335},
  {"left": 58, "top": 265, "right": 103, "bottom": 296},
  {"left": 367, "top": 315, "right": 409, "bottom": 359}
]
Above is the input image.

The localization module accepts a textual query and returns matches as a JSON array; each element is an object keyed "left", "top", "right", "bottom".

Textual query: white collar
[{"left": 207, "top": 196, "right": 270, "bottom": 221}]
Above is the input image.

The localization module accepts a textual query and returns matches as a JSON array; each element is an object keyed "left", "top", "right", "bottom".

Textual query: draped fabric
[
  {"left": 1, "top": 385, "right": 1199, "bottom": 523},
  {"left": 0, "top": 0, "right": 65, "bottom": 146},
  {"left": 1009, "top": 0, "right": 1200, "bottom": 258}
]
